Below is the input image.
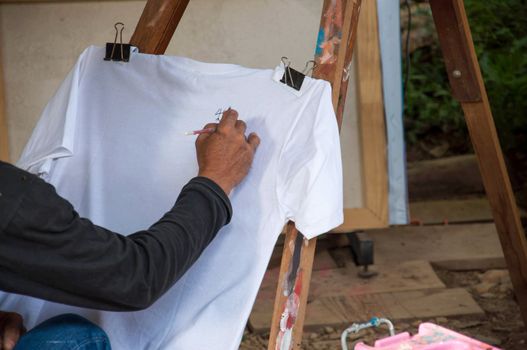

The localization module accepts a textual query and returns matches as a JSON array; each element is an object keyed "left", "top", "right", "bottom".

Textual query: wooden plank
[
  {"left": 314, "top": 0, "right": 361, "bottom": 113},
  {"left": 369, "top": 224, "right": 505, "bottom": 270},
  {"left": 308, "top": 260, "right": 445, "bottom": 298},
  {"left": 434, "top": 257, "right": 506, "bottom": 272},
  {"left": 333, "top": 0, "right": 361, "bottom": 125},
  {"left": 130, "top": 0, "right": 190, "bottom": 54},
  {"left": 311, "top": 0, "right": 343, "bottom": 82},
  {"left": 252, "top": 260, "right": 447, "bottom": 332},
  {"left": 0, "top": 42, "right": 9, "bottom": 161},
  {"left": 305, "top": 288, "right": 483, "bottom": 329},
  {"left": 268, "top": 1, "right": 365, "bottom": 349},
  {"left": 255, "top": 260, "right": 445, "bottom": 305},
  {"left": 268, "top": 225, "right": 317, "bottom": 350},
  {"left": 410, "top": 198, "right": 526, "bottom": 225},
  {"left": 330, "top": 223, "right": 506, "bottom": 271},
  {"left": 430, "top": 0, "right": 527, "bottom": 327},
  {"left": 409, "top": 198, "right": 510, "bottom": 224},
  {"left": 355, "top": 0, "right": 388, "bottom": 228},
  {"left": 328, "top": 230, "right": 505, "bottom": 272},
  {"left": 251, "top": 288, "right": 483, "bottom": 332}
]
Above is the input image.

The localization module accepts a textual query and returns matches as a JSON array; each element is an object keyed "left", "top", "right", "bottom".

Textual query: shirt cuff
[{"left": 188, "top": 176, "right": 233, "bottom": 224}]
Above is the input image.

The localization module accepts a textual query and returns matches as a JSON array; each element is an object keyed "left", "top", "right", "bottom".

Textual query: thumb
[
  {"left": 195, "top": 131, "right": 211, "bottom": 145},
  {"left": 195, "top": 123, "right": 217, "bottom": 144},
  {"left": 247, "top": 132, "right": 260, "bottom": 151}
]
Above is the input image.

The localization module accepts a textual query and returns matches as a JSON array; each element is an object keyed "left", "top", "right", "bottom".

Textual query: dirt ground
[{"left": 240, "top": 267, "right": 526, "bottom": 349}]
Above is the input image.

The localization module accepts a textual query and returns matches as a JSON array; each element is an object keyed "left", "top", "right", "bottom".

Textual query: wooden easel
[{"left": 129, "top": 0, "right": 527, "bottom": 349}]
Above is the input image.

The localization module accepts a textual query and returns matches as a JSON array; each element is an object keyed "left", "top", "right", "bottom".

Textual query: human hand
[
  {"left": 0, "top": 311, "right": 25, "bottom": 350},
  {"left": 195, "top": 108, "right": 260, "bottom": 194}
]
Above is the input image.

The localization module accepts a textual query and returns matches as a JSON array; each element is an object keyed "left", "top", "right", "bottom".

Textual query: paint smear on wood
[
  {"left": 314, "top": 0, "right": 344, "bottom": 81},
  {"left": 275, "top": 233, "right": 305, "bottom": 350}
]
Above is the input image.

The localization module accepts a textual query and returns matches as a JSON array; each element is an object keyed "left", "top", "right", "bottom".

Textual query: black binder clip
[
  {"left": 279, "top": 58, "right": 317, "bottom": 91},
  {"left": 104, "top": 22, "right": 131, "bottom": 62},
  {"left": 280, "top": 57, "right": 304, "bottom": 91}
]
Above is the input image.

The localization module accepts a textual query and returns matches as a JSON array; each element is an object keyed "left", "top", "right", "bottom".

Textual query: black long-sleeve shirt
[{"left": 0, "top": 161, "right": 232, "bottom": 311}]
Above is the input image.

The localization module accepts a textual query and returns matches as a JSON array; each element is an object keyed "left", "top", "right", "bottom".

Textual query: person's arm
[
  {"left": 0, "top": 108, "right": 258, "bottom": 312},
  {"left": 0, "top": 160, "right": 231, "bottom": 311}
]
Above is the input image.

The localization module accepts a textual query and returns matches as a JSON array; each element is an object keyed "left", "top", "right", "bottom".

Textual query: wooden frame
[{"left": 333, "top": 0, "right": 388, "bottom": 233}]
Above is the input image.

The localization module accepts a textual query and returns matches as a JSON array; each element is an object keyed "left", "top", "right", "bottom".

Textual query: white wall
[{"left": 0, "top": 0, "right": 363, "bottom": 208}]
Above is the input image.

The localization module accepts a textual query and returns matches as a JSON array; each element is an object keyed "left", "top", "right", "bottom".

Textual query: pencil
[{"left": 184, "top": 127, "right": 216, "bottom": 136}]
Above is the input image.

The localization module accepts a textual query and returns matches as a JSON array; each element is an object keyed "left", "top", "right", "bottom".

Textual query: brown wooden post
[
  {"left": 268, "top": 224, "right": 317, "bottom": 350},
  {"left": 130, "top": 0, "right": 190, "bottom": 54},
  {"left": 430, "top": 0, "right": 527, "bottom": 327},
  {"left": 268, "top": 1, "right": 363, "bottom": 349}
]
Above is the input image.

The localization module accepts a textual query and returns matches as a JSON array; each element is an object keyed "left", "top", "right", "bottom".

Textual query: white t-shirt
[{"left": 6, "top": 46, "right": 343, "bottom": 350}]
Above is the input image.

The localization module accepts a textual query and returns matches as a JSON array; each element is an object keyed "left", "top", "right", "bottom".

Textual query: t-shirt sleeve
[
  {"left": 277, "top": 81, "right": 343, "bottom": 239},
  {"left": 16, "top": 48, "right": 88, "bottom": 176}
]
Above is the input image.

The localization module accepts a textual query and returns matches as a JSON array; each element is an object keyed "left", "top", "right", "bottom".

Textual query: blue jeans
[{"left": 14, "top": 314, "right": 111, "bottom": 350}]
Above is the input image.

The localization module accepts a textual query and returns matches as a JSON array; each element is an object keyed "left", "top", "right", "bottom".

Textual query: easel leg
[
  {"left": 430, "top": 0, "right": 527, "bottom": 327},
  {"left": 269, "top": 1, "right": 363, "bottom": 348},
  {"left": 130, "top": 0, "right": 190, "bottom": 54},
  {"left": 268, "top": 225, "right": 316, "bottom": 350}
]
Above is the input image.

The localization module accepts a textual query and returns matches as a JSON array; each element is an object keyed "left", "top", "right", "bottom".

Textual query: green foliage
[
  {"left": 404, "top": 0, "right": 527, "bottom": 153},
  {"left": 405, "top": 45, "right": 465, "bottom": 146}
]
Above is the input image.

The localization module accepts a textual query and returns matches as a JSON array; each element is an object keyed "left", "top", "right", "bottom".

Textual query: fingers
[
  {"left": 235, "top": 120, "right": 247, "bottom": 134},
  {"left": 196, "top": 123, "right": 218, "bottom": 144},
  {"left": 247, "top": 132, "right": 261, "bottom": 151},
  {"left": 195, "top": 108, "right": 258, "bottom": 156},
  {"left": 203, "top": 122, "right": 218, "bottom": 130},
  {"left": 218, "top": 108, "right": 238, "bottom": 131},
  {"left": 2, "top": 313, "right": 23, "bottom": 350}
]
